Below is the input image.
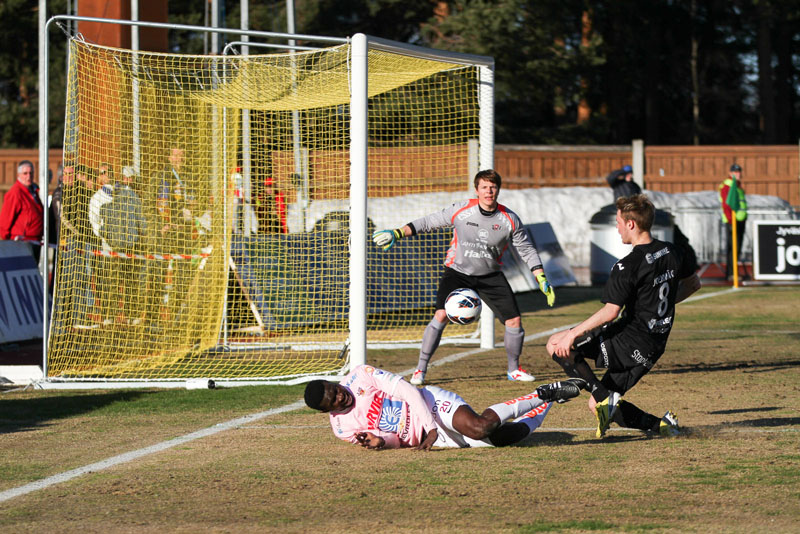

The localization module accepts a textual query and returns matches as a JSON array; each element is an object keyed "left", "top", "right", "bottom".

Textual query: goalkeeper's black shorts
[{"left": 435, "top": 267, "right": 519, "bottom": 323}]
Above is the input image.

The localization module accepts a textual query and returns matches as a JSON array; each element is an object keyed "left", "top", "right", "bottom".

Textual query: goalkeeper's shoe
[
  {"left": 535, "top": 378, "right": 587, "bottom": 404},
  {"left": 409, "top": 369, "right": 426, "bottom": 386},
  {"left": 659, "top": 411, "right": 681, "bottom": 437},
  {"left": 507, "top": 368, "right": 536, "bottom": 382},
  {"left": 595, "top": 391, "right": 622, "bottom": 438}
]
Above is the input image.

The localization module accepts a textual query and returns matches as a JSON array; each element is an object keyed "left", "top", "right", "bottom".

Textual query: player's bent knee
[
  {"left": 453, "top": 406, "right": 499, "bottom": 440},
  {"left": 462, "top": 418, "right": 497, "bottom": 440}
]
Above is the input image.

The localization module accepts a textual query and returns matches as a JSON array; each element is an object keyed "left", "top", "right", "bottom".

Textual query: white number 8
[{"left": 657, "top": 281, "right": 669, "bottom": 317}]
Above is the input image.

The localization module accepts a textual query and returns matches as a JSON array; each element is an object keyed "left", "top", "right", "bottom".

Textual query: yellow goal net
[{"left": 47, "top": 35, "right": 491, "bottom": 382}]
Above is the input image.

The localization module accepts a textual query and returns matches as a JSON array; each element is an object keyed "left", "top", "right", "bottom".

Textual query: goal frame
[{"left": 39, "top": 15, "right": 495, "bottom": 387}]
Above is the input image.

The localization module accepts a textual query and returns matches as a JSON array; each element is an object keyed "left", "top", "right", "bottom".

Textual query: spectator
[
  {"left": 606, "top": 164, "right": 641, "bottom": 200},
  {"left": 87, "top": 162, "right": 116, "bottom": 324},
  {"left": 148, "top": 147, "right": 197, "bottom": 328},
  {"left": 0, "top": 160, "right": 44, "bottom": 261},
  {"left": 51, "top": 162, "right": 97, "bottom": 329},
  {"left": 49, "top": 166, "right": 64, "bottom": 292},
  {"left": 255, "top": 176, "right": 287, "bottom": 234},
  {"left": 101, "top": 166, "right": 148, "bottom": 324},
  {"left": 718, "top": 163, "right": 748, "bottom": 280}
]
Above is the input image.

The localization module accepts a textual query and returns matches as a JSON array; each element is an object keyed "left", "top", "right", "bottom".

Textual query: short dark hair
[
  {"left": 615, "top": 194, "right": 655, "bottom": 232},
  {"left": 75, "top": 163, "right": 93, "bottom": 178},
  {"left": 474, "top": 169, "right": 502, "bottom": 189},
  {"left": 730, "top": 163, "right": 742, "bottom": 172},
  {"left": 304, "top": 380, "right": 327, "bottom": 410}
]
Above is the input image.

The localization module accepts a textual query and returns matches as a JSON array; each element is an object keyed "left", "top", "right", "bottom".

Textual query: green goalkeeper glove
[
  {"left": 536, "top": 272, "right": 555, "bottom": 307},
  {"left": 372, "top": 228, "right": 404, "bottom": 251}
]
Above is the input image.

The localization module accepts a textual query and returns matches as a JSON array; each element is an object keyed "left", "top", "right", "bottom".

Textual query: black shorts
[
  {"left": 435, "top": 267, "right": 520, "bottom": 323},
  {"left": 572, "top": 322, "right": 662, "bottom": 395}
]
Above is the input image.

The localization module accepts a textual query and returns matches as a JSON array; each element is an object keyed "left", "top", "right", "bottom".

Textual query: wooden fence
[
  {"left": 643, "top": 145, "right": 799, "bottom": 205},
  {"left": 2, "top": 144, "right": 798, "bottom": 207},
  {"left": 496, "top": 144, "right": 800, "bottom": 206}
]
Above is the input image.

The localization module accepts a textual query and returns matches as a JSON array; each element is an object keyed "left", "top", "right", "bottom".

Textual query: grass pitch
[{"left": 1, "top": 286, "right": 799, "bottom": 533}]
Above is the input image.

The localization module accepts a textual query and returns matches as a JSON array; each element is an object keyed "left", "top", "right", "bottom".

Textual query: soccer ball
[{"left": 444, "top": 288, "right": 482, "bottom": 325}]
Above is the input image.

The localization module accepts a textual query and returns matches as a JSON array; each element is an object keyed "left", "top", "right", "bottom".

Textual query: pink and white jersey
[
  {"left": 329, "top": 365, "right": 438, "bottom": 449},
  {"left": 409, "top": 199, "right": 542, "bottom": 276}
]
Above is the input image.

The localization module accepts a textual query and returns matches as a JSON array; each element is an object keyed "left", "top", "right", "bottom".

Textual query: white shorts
[
  {"left": 420, "top": 385, "right": 552, "bottom": 448},
  {"left": 421, "top": 386, "right": 493, "bottom": 448}
]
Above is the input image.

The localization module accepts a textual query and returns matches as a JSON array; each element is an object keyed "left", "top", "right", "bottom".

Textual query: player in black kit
[{"left": 537, "top": 194, "right": 701, "bottom": 438}]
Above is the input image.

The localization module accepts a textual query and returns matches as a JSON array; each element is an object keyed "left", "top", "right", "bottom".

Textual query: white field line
[
  {"left": 0, "top": 287, "right": 738, "bottom": 504},
  {"left": 0, "top": 401, "right": 305, "bottom": 504},
  {"left": 240, "top": 424, "right": 799, "bottom": 434}
]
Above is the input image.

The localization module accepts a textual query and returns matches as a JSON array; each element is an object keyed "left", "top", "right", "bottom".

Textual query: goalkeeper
[
  {"left": 372, "top": 169, "right": 555, "bottom": 386},
  {"left": 304, "top": 364, "right": 585, "bottom": 450}
]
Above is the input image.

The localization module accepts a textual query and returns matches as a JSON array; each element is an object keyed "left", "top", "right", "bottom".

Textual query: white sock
[
  {"left": 515, "top": 402, "right": 551, "bottom": 433},
  {"left": 488, "top": 391, "right": 545, "bottom": 421}
]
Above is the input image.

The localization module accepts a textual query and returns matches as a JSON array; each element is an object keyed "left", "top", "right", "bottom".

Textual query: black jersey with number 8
[{"left": 601, "top": 239, "right": 696, "bottom": 356}]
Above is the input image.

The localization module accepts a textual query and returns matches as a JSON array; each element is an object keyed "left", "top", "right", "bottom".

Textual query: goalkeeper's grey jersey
[{"left": 409, "top": 199, "right": 542, "bottom": 277}]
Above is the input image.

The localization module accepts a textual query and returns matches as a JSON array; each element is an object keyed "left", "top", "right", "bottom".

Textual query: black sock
[
  {"left": 551, "top": 352, "right": 608, "bottom": 402},
  {"left": 616, "top": 400, "right": 660, "bottom": 431},
  {"left": 487, "top": 422, "right": 531, "bottom": 447}
]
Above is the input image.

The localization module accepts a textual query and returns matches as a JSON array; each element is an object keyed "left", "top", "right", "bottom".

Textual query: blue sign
[{"left": 0, "top": 242, "right": 44, "bottom": 343}]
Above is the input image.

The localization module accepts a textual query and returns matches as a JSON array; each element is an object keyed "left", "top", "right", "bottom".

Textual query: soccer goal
[{"left": 42, "top": 17, "right": 494, "bottom": 386}]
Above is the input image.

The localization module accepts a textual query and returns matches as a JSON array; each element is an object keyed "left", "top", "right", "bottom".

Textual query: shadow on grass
[
  {"left": 729, "top": 416, "right": 800, "bottom": 428},
  {"left": 686, "top": 416, "right": 800, "bottom": 437},
  {"left": 516, "top": 286, "right": 604, "bottom": 314},
  {"left": 709, "top": 406, "right": 781, "bottom": 415},
  {"left": 515, "top": 430, "right": 652, "bottom": 447},
  {"left": 651, "top": 359, "right": 800, "bottom": 376},
  {"left": 0, "top": 391, "right": 149, "bottom": 434}
]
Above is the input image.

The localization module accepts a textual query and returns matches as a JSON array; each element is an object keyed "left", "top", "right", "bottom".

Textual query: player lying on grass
[
  {"left": 304, "top": 364, "right": 585, "bottom": 450},
  {"left": 544, "top": 194, "right": 701, "bottom": 438},
  {"left": 372, "top": 169, "right": 555, "bottom": 386}
]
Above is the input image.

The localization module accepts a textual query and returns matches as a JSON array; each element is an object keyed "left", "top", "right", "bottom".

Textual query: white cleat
[
  {"left": 507, "top": 368, "right": 536, "bottom": 382},
  {"left": 659, "top": 411, "right": 680, "bottom": 437},
  {"left": 410, "top": 369, "right": 426, "bottom": 386}
]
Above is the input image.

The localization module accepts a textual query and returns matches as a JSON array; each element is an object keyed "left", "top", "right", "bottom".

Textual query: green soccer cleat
[
  {"left": 659, "top": 411, "right": 680, "bottom": 437},
  {"left": 594, "top": 391, "right": 621, "bottom": 438}
]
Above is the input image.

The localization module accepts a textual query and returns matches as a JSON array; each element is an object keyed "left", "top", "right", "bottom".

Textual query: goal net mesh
[{"left": 48, "top": 38, "right": 481, "bottom": 381}]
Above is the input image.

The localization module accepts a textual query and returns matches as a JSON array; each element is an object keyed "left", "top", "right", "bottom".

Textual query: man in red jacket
[{"left": 0, "top": 160, "right": 44, "bottom": 261}]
